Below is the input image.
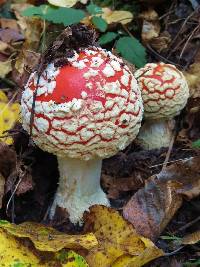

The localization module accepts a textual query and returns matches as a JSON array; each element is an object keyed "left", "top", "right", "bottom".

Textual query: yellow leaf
[
  {"left": 85, "top": 206, "right": 164, "bottom": 267},
  {"left": 48, "top": 0, "right": 79, "bottom": 7},
  {"left": 0, "top": 102, "right": 20, "bottom": 145},
  {"left": 102, "top": 8, "right": 133, "bottom": 25},
  {"left": 0, "top": 220, "right": 98, "bottom": 252},
  {"left": 0, "top": 221, "right": 89, "bottom": 267},
  {"left": 0, "top": 227, "right": 46, "bottom": 266},
  {"left": 0, "top": 60, "right": 12, "bottom": 78},
  {"left": 0, "top": 91, "right": 8, "bottom": 102}
]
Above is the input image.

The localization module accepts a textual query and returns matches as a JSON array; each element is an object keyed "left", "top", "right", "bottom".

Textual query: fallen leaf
[
  {"left": 102, "top": 8, "right": 133, "bottom": 25},
  {"left": 0, "top": 101, "right": 20, "bottom": 145},
  {"left": 0, "top": 227, "right": 46, "bottom": 266},
  {"left": 0, "top": 60, "right": 12, "bottom": 78},
  {"left": 85, "top": 206, "right": 164, "bottom": 267},
  {"left": 0, "top": 40, "right": 9, "bottom": 52},
  {"left": 0, "top": 18, "right": 19, "bottom": 30},
  {"left": 0, "top": 28, "right": 24, "bottom": 43},
  {"left": 0, "top": 90, "right": 8, "bottom": 102},
  {"left": 123, "top": 157, "right": 200, "bottom": 241},
  {"left": 139, "top": 9, "right": 160, "bottom": 43},
  {"left": 16, "top": 171, "right": 34, "bottom": 195},
  {"left": 182, "top": 230, "right": 200, "bottom": 245},
  {"left": 48, "top": 0, "right": 79, "bottom": 7},
  {"left": 0, "top": 220, "right": 98, "bottom": 252},
  {"left": 0, "top": 224, "right": 89, "bottom": 266},
  {"left": 184, "top": 63, "right": 200, "bottom": 99}
]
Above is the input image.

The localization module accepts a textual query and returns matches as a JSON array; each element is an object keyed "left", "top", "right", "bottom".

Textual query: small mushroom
[
  {"left": 134, "top": 62, "right": 189, "bottom": 150},
  {"left": 21, "top": 46, "right": 143, "bottom": 224}
]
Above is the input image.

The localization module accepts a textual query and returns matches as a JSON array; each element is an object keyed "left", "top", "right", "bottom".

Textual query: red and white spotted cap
[
  {"left": 21, "top": 47, "right": 143, "bottom": 160},
  {"left": 134, "top": 62, "right": 189, "bottom": 120}
]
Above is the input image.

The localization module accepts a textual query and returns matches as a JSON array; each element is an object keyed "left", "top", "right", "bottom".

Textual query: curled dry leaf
[
  {"left": 184, "top": 62, "right": 200, "bottom": 99},
  {"left": 123, "top": 157, "right": 200, "bottom": 241},
  {"left": 85, "top": 205, "right": 164, "bottom": 267},
  {"left": 181, "top": 230, "right": 200, "bottom": 245},
  {"left": 101, "top": 8, "right": 133, "bottom": 25},
  {"left": 0, "top": 60, "right": 12, "bottom": 78},
  {"left": 0, "top": 220, "right": 98, "bottom": 252},
  {"left": 139, "top": 9, "right": 160, "bottom": 43}
]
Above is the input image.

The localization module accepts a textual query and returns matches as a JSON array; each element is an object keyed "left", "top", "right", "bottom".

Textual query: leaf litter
[{"left": 0, "top": 0, "right": 200, "bottom": 266}]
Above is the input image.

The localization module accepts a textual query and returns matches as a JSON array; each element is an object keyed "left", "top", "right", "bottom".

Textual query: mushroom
[
  {"left": 21, "top": 46, "right": 143, "bottom": 224},
  {"left": 134, "top": 62, "right": 189, "bottom": 150}
]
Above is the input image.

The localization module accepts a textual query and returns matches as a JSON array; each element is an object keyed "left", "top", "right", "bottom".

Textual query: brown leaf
[
  {"left": 0, "top": 18, "right": 19, "bottom": 31},
  {"left": 0, "top": 142, "right": 17, "bottom": 179},
  {"left": 182, "top": 230, "right": 200, "bottom": 245},
  {"left": 16, "top": 171, "right": 35, "bottom": 195},
  {"left": 0, "top": 28, "right": 24, "bottom": 43},
  {"left": 123, "top": 157, "right": 200, "bottom": 241}
]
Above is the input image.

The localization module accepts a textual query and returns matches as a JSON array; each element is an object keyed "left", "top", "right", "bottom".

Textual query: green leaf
[
  {"left": 22, "top": 4, "right": 50, "bottom": 17},
  {"left": 99, "top": 32, "right": 118, "bottom": 45},
  {"left": 86, "top": 3, "right": 102, "bottom": 15},
  {"left": 91, "top": 16, "right": 107, "bottom": 32},
  {"left": 192, "top": 139, "right": 200, "bottom": 148},
  {"left": 116, "top": 36, "right": 147, "bottom": 68},
  {"left": 22, "top": 5, "right": 86, "bottom": 26}
]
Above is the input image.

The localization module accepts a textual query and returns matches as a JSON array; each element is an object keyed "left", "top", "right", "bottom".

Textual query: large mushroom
[
  {"left": 134, "top": 62, "right": 189, "bottom": 150},
  {"left": 21, "top": 32, "right": 143, "bottom": 224}
]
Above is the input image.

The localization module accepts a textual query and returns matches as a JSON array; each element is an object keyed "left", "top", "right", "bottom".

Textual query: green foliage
[
  {"left": 10, "top": 261, "right": 29, "bottom": 267},
  {"left": 192, "top": 139, "right": 200, "bottom": 148},
  {"left": 99, "top": 32, "right": 118, "bottom": 45},
  {"left": 86, "top": 3, "right": 102, "bottom": 15},
  {"left": 91, "top": 16, "right": 107, "bottom": 32},
  {"left": 183, "top": 259, "right": 200, "bottom": 266},
  {"left": 22, "top": 5, "right": 85, "bottom": 26},
  {"left": 116, "top": 36, "right": 147, "bottom": 68}
]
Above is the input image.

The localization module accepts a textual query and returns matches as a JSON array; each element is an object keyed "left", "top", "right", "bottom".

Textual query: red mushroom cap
[
  {"left": 21, "top": 47, "right": 143, "bottom": 160},
  {"left": 134, "top": 62, "right": 189, "bottom": 120}
]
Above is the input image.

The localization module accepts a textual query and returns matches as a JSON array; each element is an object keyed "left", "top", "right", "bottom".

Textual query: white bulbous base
[
  {"left": 137, "top": 119, "right": 175, "bottom": 150},
  {"left": 50, "top": 157, "right": 110, "bottom": 224}
]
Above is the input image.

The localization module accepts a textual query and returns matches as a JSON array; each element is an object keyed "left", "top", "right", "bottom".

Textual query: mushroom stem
[
  {"left": 50, "top": 157, "right": 110, "bottom": 224},
  {"left": 137, "top": 119, "right": 175, "bottom": 150}
]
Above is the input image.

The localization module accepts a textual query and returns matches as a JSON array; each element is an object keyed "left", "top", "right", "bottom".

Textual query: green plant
[{"left": 22, "top": 2, "right": 146, "bottom": 68}]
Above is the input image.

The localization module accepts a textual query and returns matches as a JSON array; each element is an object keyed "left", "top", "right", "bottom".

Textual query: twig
[
  {"left": 162, "top": 129, "right": 176, "bottom": 171},
  {"left": 146, "top": 44, "right": 182, "bottom": 67},
  {"left": 150, "top": 157, "right": 193, "bottom": 168},
  {"left": 6, "top": 177, "right": 22, "bottom": 216},
  {"left": 179, "top": 25, "right": 199, "bottom": 58},
  {"left": 174, "top": 216, "right": 200, "bottom": 233},
  {"left": 164, "top": 246, "right": 184, "bottom": 256}
]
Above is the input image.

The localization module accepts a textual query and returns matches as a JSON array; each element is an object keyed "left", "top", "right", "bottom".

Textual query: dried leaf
[
  {"left": 0, "top": 40, "right": 9, "bottom": 52},
  {"left": 0, "top": 221, "right": 98, "bottom": 252},
  {"left": 0, "top": 228, "right": 46, "bottom": 266},
  {"left": 0, "top": 224, "right": 89, "bottom": 266},
  {"left": 184, "top": 63, "right": 200, "bottom": 99},
  {"left": 182, "top": 230, "right": 200, "bottom": 245},
  {"left": 102, "top": 8, "right": 133, "bottom": 25},
  {"left": 0, "top": 101, "right": 20, "bottom": 145},
  {"left": 123, "top": 157, "right": 200, "bottom": 241},
  {"left": 85, "top": 206, "right": 164, "bottom": 267},
  {"left": 0, "top": 28, "right": 24, "bottom": 43},
  {"left": 0, "top": 60, "right": 12, "bottom": 78},
  {"left": 0, "top": 18, "right": 19, "bottom": 30},
  {"left": 139, "top": 9, "right": 161, "bottom": 43},
  {"left": 48, "top": 0, "right": 79, "bottom": 7}
]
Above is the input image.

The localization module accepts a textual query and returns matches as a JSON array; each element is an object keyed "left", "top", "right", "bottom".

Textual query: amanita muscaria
[
  {"left": 134, "top": 62, "right": 189, "bottom": 150},
  {"left": 21, "top": 32, "right": 143, "bottom": 224}
]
